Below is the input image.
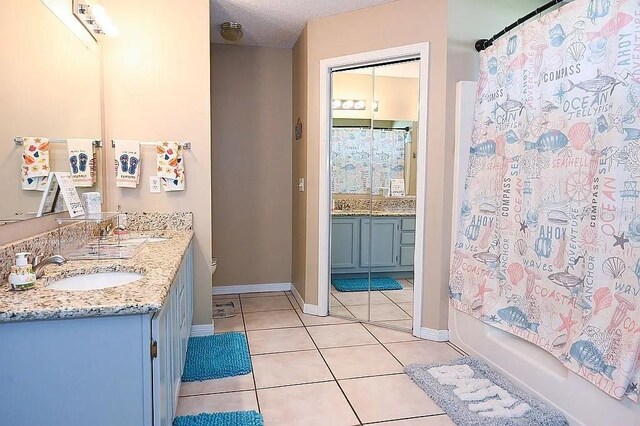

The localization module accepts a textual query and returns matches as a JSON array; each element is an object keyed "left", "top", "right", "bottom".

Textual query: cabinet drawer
[
  {"left": 401, "top": 218, "right": 415, "bottom": 231},
  {"left": 400, "top": 246, "right": 415, "bottom": 266},
  {"left": 401, "top": 232, "right": 415, "bottom": 245}
]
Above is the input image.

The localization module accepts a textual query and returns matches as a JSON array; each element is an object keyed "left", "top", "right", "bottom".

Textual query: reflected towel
[
  {"left": 67, "top": 139, "right": 95, "bottom": 187},
  {"left": 21, "top": 137, "right": 50, "bottom": 191},
  {"left": 114, "top": 140, "right": 140, "bottom": 188},
  {"left": 156, "top": 141, "right": 185, "bottom": 191}
]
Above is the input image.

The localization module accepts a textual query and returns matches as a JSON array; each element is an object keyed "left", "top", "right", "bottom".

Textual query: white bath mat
[{"left": 405, "top": 357, "right": 568, "bottom": 425}]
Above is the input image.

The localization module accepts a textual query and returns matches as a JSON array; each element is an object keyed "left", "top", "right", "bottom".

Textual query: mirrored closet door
[{"left": 329, "top": 60, "right": 419, "bottom": 331}]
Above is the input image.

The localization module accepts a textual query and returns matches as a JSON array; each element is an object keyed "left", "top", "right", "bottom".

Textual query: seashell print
[
  {"left": 515, "top": 239, "right": 528, "bottom": 256},
  {"left": 465, "top": 224, "right": 480, "bottom": 241},
  {"left": 38, "top": 141, "right": 49, "bottom": 151},
  {"left": 567, "top": 42, "right": 586, "bottom": 62},
  {"left": 593, "top": 287, "right": 613, "bottom": 315},
  {"left": 23, "top": 155, "right": 35, "bottom": 165},
  {"left": 506, "top": 35, "right": 518, "bottom": 56},
  {"left": 535, "top": 237, "right": 553, "bottom": 258},
  {"left": 568, "top": 122, "right": 592, "bottom": 150},
  {"left": 549, "top": 24, "right": 567, "bottom": 47},
  {"left": 602, "top": 257, "right": 626, "bottom": 279}
]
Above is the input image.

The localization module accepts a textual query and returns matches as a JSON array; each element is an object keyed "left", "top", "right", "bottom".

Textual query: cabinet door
[
  {"left": 331, "top": 218, "right": 360, "bottom": 269},
  {"left": 361, "top": 218, "right": 399, "bottom": 268}
]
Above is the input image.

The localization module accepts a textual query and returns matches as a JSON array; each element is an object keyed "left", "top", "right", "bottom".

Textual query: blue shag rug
[
  {"left": 182, "top": 332, "right": 252, "bottom": 382},
  {"left": 332, "top": 277, "right": 403, "bottom": 292},
  {"left": 173, "top": 411, "right": 263, "bottom": 426},
  {"left": 405, "top": 357, "right": 568, "bottom": 425}
]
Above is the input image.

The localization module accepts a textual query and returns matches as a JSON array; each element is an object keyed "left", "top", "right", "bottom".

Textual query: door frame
[{"left": 318, "top": 42, "right": 430, "bottom": 337}]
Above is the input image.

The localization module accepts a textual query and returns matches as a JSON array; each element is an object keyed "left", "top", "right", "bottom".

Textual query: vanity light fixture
[
  {"left": 221, "top": 22, "right": 243, "bottom": 41},
  {"left": 74, "top": 2, "right": 118, "bottom": 38},
  {"left": 332, "top": 99, "right": 368, "bottom": 111}
]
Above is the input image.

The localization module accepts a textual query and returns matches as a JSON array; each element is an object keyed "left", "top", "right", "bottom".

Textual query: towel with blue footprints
[
  {"left": 114, "top": 140, "right": 141, "bottom": 188},
  {"left": 67, "top": 139, "right": 95, "bottom": 187}
]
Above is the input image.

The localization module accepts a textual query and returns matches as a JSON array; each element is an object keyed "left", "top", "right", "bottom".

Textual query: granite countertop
[
  {"left": 332, "top": 210, "right": 416, "bottom": 217},
  {"left": 0, "top": 230, "right": 193, "bottom": 323}
]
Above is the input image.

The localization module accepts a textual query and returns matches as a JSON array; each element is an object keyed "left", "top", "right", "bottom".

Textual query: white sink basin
[{"left": 48, "top": 272, "right": 143, "bottom": 291}]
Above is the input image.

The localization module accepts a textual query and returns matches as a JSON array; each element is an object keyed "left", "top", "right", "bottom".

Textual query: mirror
[{"left": 0, "top": 0, "right": 103, "bottom": 225}]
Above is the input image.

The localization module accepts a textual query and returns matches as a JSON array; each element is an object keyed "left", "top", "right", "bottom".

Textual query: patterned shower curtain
[
  {"left": 331, "top": 128, "right": 406, "bottom": 194},
  {"left": 450, "top": 0, "right": 640, "bottom": 400}
]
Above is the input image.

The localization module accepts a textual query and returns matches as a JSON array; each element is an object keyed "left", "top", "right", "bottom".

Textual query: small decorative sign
[
  {"left": 389, "top": 178, "right": 406, "bottom": 197},
  {"left": 295, "top": 117, "right": 303, "bottom": 140},
  {"left": 37, "top": 172, "right": 85, "bottom": 218}
]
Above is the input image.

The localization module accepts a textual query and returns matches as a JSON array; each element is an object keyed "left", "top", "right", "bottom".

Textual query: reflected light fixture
[
  {"left": 74, "top": 2, "right": 118, "bottom": 37},
  {"left": 221, "top": 22, "right": 243, "bottom": 42},
  {"left": 332, "top": 99, "right": 367, "bottom": 111}
]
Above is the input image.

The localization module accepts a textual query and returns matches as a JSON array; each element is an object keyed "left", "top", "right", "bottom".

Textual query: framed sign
[
  {"left": 37, "top": 172, "right": 85, "bottom": 218},
  {"left": 295, "top": 118, "right": 303, "bottom": 140}
]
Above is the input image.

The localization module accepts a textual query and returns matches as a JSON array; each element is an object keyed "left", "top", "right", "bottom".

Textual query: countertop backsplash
[{"left": 333, "top": 196, "right": 416, "bottom": 214}]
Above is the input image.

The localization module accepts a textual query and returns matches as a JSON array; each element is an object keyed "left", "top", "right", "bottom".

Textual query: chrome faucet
[{"left": 33, "top": 255, "right": 67, "bottom": 279}]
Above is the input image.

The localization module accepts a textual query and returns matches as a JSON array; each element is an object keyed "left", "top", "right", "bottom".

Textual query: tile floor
[
  {"left": 330, "top": 278, "right": 415, "bottom": 328},
  {"left": 178, "top": 290, "right": 466, "bottom": 425}
]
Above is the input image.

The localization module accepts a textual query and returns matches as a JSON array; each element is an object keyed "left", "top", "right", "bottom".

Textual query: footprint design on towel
[
  {"left": 79, "top": 153, "right": 88, "bottom": 172},
  {"left": 120, "top": 154, "right": 129, "bottom": 173},
  {"left": 70, "top": 155, "right": 78, "bottom": 174},
  {"left": 129, "top": 156, "right": 139, "bottom": 175}
]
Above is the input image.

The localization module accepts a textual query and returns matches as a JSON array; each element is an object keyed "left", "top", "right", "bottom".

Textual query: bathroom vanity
[
  {"left": 0, "top": 231, "right": 194, "bottom": 426},
  {"left": 331, "top": 214, "right": 415, "bottom": 274}
]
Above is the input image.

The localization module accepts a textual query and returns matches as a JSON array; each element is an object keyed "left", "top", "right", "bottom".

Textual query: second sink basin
[{"left": 47, "top": 272, "right": 143, "bottom": 291}]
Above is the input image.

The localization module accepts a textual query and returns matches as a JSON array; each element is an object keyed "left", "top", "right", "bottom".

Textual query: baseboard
[
  {"left": 212, "top": 282, "right": 292, "bottom": 295},
  {"left": 190, "top": 324, "right": 215, "bottom": 337},
  {"left": 420, "top": 327, "right": 449, "bottom": 342},
  {"left": 290, "top": 284, "right": 319, "bottom": 315}
]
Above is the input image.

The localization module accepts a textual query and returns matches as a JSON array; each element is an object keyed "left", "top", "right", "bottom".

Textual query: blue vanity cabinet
[
  {"left": 331, "top": 216, "right": 415, "bottom": 274},
  {"left": 0, "top": 243, "right": 194, "bottom": 426}
]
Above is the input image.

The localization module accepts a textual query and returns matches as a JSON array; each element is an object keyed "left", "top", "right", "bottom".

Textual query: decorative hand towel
[
  {"left": 67, "top": 139, "right": 95, "bottom": 187},
  {"left": 114, "top": 140, "right": 141, "bottom": 188},
  {"left": 156, "top": 141, "right": 185, "bottom": 191},
  {"left": 21, "top": 137, "right": 50, "bottom": 191}
]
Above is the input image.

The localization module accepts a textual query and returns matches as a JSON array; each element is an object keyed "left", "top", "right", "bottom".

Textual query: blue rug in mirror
[
  {"left": 182, "top": 332, "right": 252, "bottom": 382},
  {"left": 173, "top": 411, "right": 263, "bottom": 426},
  {"left": 332, "top": 277, "right": 403, "bottom": 292}
]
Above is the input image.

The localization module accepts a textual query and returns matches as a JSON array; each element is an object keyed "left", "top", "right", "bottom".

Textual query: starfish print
[
  {"left": 489, "top": 315, "right": 499, "bottom": 322},
  {"left": 557, "top": 310, "right": 577, "bottom": 334},
  {"left": 613, "top": 233, "right": 630, "bottom": 249},
  {"left": 520, "top": 221, "right": 528, "bottom": 233},
  {"left": 474, "top": 280, "right": 494, "bottom": 300},
  {"left": 628, "top": 383, "right": 638, "bottom": 394},
  {"left": 608, "top": 106, "right": 634, "bottom": 133}
]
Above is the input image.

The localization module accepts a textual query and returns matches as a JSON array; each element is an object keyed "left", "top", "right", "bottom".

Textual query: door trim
[{"left": 318, "top": 42, "right": 430, "bottom": 338}]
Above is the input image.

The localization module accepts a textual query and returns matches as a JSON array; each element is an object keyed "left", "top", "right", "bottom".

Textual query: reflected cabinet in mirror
[{"left": 0, "top": 0, "right": 103, "bottom": 225}]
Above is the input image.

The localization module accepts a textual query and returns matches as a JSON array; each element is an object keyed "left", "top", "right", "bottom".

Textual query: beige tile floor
[
  {"left": 330, "top": 278, "right": 416, "bottom": 328},
  {"left": 181, "top": 290, "right": 465, "bottom": 425}
]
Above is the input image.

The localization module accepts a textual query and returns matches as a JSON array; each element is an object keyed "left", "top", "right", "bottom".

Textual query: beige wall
[
  {"left": 101, "top": 0, "right": 212, "bottom": 324},
  {"left": 332, "top": 73, "right": 419, "bottom": 121},
  {"left": 292, "top": 26, "right": 309, "bottom": 300},
  {"left": 211, "top": 44, "right": 292, "bottom": 287},
  {"left": 293, "top": 0, "right": 450, "bottom": 329},
  {"left": 0, "top": 0, "right": 101, "bottom": 235}
]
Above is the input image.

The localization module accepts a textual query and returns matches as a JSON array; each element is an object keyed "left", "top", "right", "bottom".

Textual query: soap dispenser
[{"left": 8, "top": 252, "right": 37, "bottom": 291}]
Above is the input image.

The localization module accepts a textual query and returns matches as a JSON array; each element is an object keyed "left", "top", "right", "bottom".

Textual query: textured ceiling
[{"left": 210, "top": 0, "right": 395, "bottom": 48}]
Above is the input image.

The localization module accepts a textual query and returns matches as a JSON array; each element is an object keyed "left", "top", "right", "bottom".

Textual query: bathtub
[{"left": 450, "top": 82, "right": 640, "bottom": 426}]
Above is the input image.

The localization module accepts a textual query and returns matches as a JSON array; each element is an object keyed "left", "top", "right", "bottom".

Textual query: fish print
[
  {"left": 568, "top": 70, "right": 621, "bottom": 95},
  {"left": 497, "top": 307, "right": 540, "bottom": 333},
  {"left": 473, "top": 251, "right": 500, "bottom": 266},
  {"left": 548, "top": 268, "right": 584, "bottom": 289},
  {"left": 525, "top": 130, "right": 569, "bottom": 152},
  {"left": 623, "top": 128, "right": 640, "bottom": 141},
  {"left": 470, "top": 140, "right": 497, "bottom": 157},
  {"left": 570, "top": 340, "right": 615, "bottom": 379}
]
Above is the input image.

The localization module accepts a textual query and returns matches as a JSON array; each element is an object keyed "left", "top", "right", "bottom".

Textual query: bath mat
[
  {"left": 173, "top": 411, "right": 263, "bottom": 426},
  {"left": 332, "top": 277, "right": 402, "bottom": 292},
  {"left": 405, "top": 357, "right": 568, "bottom": 426},
  {"left": 182, "top": 332, "right": 252, "bottom": 382}
]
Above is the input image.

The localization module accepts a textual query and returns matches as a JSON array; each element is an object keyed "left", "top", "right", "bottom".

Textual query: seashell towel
[
  {"left": 21, "top": 137, "right": 50, "bottom": 191},
  {"left": 114, "top": 140, "right": 141, "bottom": 188},
  {"left": 67, "top": 139, "right": 95, "bottom": 187},
  {"left": 156, "top": 141, "right": 185, "bottom": 191}
]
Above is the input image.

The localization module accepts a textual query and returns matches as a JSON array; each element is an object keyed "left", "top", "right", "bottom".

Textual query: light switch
[
  {"left": 150, "top": 176, "right": 161, "bottom": 193},
  {"left": 298, "top": 178, "right": 305, "bottom": 192}
]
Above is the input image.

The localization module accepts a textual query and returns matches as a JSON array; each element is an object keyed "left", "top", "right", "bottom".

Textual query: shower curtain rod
[{"left": 475, "top": 0, "right": 566, "bottom": 52}]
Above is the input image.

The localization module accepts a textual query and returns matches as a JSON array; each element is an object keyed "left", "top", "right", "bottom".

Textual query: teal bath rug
[
  {"left": 173, "top": 411, "right": 263, "bottom": 426},
  {"left": 332, "top": 277, "right": 402, "bottom": 292},
  {"left": 405, "top": 357, "right": 568, "bottom": 426},
  {"left": 182, "top": 332, "right": 252, "bottom": 382}
]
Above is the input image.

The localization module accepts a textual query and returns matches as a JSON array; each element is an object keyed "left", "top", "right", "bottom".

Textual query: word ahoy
[{"left": 428, "top": 365, "right": 531, "bottom": 418}]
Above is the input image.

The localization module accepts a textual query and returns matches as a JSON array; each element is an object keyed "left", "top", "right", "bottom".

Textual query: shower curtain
[
  {"left": 331, "top": 128, "right": 406, "bottom": 194},
  {"left": 451, "top": 0, "right": 640, "bottom": 400}
]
